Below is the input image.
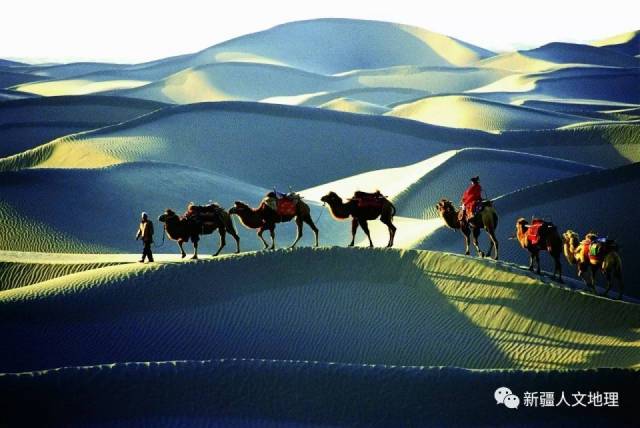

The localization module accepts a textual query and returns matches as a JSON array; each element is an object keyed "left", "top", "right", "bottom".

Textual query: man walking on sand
[{"left": 136, "top": 211, "right": 154, "bottom": 263}]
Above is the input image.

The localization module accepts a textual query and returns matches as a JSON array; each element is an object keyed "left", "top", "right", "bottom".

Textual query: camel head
[
  {"left": 562, "top": 230, "right": 580, "bottom": 246},
  {"left": 435, "top": 199, "right": 455, "bottom": 215},
  {"left": 229, "top": 201, "right": 250, "bottom": 215},
  {"left": 320, "top": 191, "right": 341, "bottom": 205},
  {"left": 158, "top": 209, "right": 178, "bottom": 223}
]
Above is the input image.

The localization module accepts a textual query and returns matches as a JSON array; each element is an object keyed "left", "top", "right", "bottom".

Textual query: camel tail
[{"left": 389, "top": 201, "right": 396, "bottom": 219}]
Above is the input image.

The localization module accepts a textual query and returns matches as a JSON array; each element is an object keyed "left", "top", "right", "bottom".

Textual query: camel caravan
[
  {"left": 157, "top": 190, "right": 395, "bottom": 257},
  {"left": 152, "top": 177, "right": 622, "bottom": 299}
]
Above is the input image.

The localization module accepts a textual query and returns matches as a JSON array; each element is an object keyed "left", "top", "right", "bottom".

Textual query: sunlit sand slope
[
  {"left": 388, "top": 95, "right": 588, "bottom": 131},
  {"left": 0, "top": 122, "right": 91, "bottom": 158},
  {"left": 319, "top": 98, "right": 390, "bottom": 114},
  {"left": 419, "top": 163, "right": 640, "bottom": 296},
  {"left": 591, "top": 30, "right": 640, "bottom": 57},
  {"left": 1, "top": 247, "right": 638, "bottom": 374},
  {"left": 0, "top": 259, "right": 122, "bottom": 291}
]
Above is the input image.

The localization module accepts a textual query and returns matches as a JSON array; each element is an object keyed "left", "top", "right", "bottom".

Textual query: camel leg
[
  {"left": 535, "top": 252, "right": 541, "bottom": 275},
  {"left": 381, "top": 216, "right": 396, "bottom": 247},
  {"left": 213, "top": 228, "right": 226, "bottom": 257},
  {"left": 487, "top": 229, "right": 499, "bottom": 260},
  {"left": 303, "top": 215, "right": 319, "bottom": 247},
  {"left": 231, "top": 229, "right": 240, "bottom": 254},
  {"left": 191, "top": 239, "right": 199, "bottom": 260},
  {"left": 359, "top": 218, "right": 373, "bottom": 248},
  {"left": 257, "top": 227, "right": 269, "bottom": 250},
  {"left": 269, "top": 227, "right": 276, "bottom": 250},
  {"left": 349, "top": 218, "right": 358, "bottom": 247},
  {"left": 290, "top": 217, "right": 303, "bottom": 248},
  {"left": 461, "top": 229, "right": 470, "bottom": 255},
  {"left": 178, "top": 240, "right": 187, "bottom": 259},
  {"left": 472, "top": 228, "right": 484, "bottom": 258},
  {"left": 528, "top": 252, "right": 534, "bottom": 271},
  {"left": 554, "top": 256, "right": 563, "bottom": 283}
]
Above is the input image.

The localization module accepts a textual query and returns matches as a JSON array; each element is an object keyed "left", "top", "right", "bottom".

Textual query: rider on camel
[{"left": 461, "top": 176, "right": 482, "bottom": 221}]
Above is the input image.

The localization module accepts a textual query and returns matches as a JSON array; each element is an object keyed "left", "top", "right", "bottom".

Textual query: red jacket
[{"left": 462, "top": 183, "right": 482, "bottom": 206}]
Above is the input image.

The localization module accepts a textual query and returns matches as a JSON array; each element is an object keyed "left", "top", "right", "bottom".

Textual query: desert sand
[{"left": 1, "top": 18, "right": 638, "bottom": 426}]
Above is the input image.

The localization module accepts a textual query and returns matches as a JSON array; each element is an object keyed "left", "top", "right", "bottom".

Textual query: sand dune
[
  {"left": 293, "top": 87, "right": 430, "bottom": 107},
  {"left": 387, "top": 95, "right": 588, "bottom": 131},
  {"left": 0, "top": 88, "right": 37, "bottom": 101},
  {"left": 347, "top": 65, "right": 511, "bottom": 93},
  {"left": 470, "top": 66, "right": 640, "bottom": 105},
  {"left": 0, "top": 95, "right": 166, "bottom": 126},
  {"left": 12, "top": 62, "right": 130, "bottom": 80},
  {"left": 14, "top": 75, "right": 150, "bottom": 96},
  {"left": 0, "top": 102, "right": 467, "bottom": 187},
  {"left": 419, "top": 163, "right": 640, "bottom": 296},
  {"left": 516, "top": 99, "right": 640, "bottom": 120},
  {"left": 0, "top": 70, "right": 43, "bottom": 88},
  {"left": 6, "top": 19, "right": 494, "bottom": 89},
  {"left": 0, "top": 122, "right": 96, "bottom": 158},
  {"left": 115, "top": 62, "right": 347, "bottom": 104},
  {"left": 190, "top": 19, "right": 494, "bottom": 74},
  {"left": 591, "top": 30, "right": 640, "bottom": 57},
  {"left": 1, "top": 247, "right": 638, "bottom": 374},
  {"left": 477, "top": 42, "right": 639, "bottom": 72},
  {"left": 318, "top": 97, "right": 390, "bottom": 114}
]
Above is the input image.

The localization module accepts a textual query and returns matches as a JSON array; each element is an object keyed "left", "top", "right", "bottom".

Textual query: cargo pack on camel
[
  {"left": 185, "top": 203, "right": 225, "bottom": 234},
  {"left": 351, "top": 190, "right": 386, "bottom": 209}
]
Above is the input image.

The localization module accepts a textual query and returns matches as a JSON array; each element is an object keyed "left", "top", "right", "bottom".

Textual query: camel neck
[
  {"left": 442, "top": 210, "right": 460, "bottom": 229},
  {"left": 327, "top": 200, "right": 351, "bottom": 219}
]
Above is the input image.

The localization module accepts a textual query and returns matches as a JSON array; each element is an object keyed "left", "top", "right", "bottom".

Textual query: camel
[
  {"left": 320, "top": 191, "right": 396, "bottom": 247},
  {"left": 158, "top": 207, "right": 240, "bottom": 259},
  {"left": 228, "top": 198, "right": 319, "bottom": 250},
  {"left": 514, "top": 218, "right": 563, "bottom": 282},
  {"left": 435, "top": 199, "right": 499, "bottom": 259},
  {"left": 562, "top": 230, "right": 623, "bottom": 298}
]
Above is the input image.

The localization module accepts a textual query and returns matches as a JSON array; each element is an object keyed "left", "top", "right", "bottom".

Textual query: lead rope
[
  {"left": 154, "top": 223, "right": 166, "bottom": 248},
  {"left": 314, "top": 202, "right": 326, "bottom": 225}
]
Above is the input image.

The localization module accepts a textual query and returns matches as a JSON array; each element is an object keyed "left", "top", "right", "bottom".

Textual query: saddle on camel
[
  {"left": 582, "top": 233, "right": 618, "bottom": 264},
  {"left": 184, "top": 202, "right": 225, "bottom": 234},
  {"left": 350, "top": 190, "right": 386, "bottom": 209},
  {"left": 524, "top": 218, "right": 556, "bottom": 246},
  {"left": 261, "top": 191, "right": 301, "bottom": 217}
]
